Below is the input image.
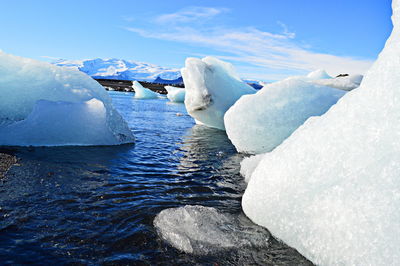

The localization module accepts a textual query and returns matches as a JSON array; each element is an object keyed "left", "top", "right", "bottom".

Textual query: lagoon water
[{"left": 0, "top": 91, "right": 311, "bottom": 265}]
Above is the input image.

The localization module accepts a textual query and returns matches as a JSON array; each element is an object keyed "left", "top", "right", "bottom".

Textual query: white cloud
[
  {"left": 155, "top": 7, "right": 228, "bottom": 24},
  {"left": 40, "top": 55, "right": 62, "bottom": 62},
  {"left": 124, "top": 7, "right": 373, "bottom": 80}
]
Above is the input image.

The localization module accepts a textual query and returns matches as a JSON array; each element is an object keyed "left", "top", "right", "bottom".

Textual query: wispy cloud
[
  {"left": 40, "top": 55, "right": 62, "bottom": 62},
  {"left": 154, "top": 7, "right": 228, "bottom": 24},
  {"left": 277, "top": 21, "right": 295, "bottom": 39},
  {"left": 124, "top": 6, "right": 373, "bottom": 80}
]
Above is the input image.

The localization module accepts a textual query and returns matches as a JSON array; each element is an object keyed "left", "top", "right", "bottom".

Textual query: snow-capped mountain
[{"left": 53, "top": 58, "right": 182, "bottom": 82}]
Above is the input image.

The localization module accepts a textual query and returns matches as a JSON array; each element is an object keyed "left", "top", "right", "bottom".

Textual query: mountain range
[{"left": 53, "top": 58, "right": 182, "bottom": 83}]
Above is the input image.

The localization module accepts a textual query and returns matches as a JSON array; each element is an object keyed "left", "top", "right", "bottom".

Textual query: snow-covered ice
[
  {"left": 181, "top": 57, "right": 256, "bottom": 130},
  {"left": 154, "top": 205, "right": 270, "bottom": 254},
  {"left": 242, "top": 0, "right": 400, "bottom": 265},
  {"left": 0, "top": 51, "right": 134, "bottom": 146},
  {"left": 165, "top": 85, "right": 185, "bottom": 103},
  {"left": 132, "top": 81, "right": 159, "bottom": 99},
  {"left": 225, "top": 77, "right": 345, "bottom": 154}
]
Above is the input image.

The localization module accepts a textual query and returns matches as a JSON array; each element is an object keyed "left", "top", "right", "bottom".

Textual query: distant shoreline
[{"left": 94, "top": 78, "right": 184, "bottom": 94}]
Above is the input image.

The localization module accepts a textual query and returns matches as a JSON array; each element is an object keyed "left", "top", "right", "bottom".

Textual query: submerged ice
[
  {"left": 181, "top": 57, "right": 256, "bottom": 130},
  {"left": 0, "top": 51, "right": 134, "bottom": 146},
  {"left": 242, "top": 0, "right": 400, "bottom": 265},
  {"left": 154, "top": 205, "right": 270, "bottom": 254},
  {"left": 165, "top": 85, "right": 185, "bottom": 103},
  {"left": 132, "top": 81, "right": 159, "bottom": 99},
  {"left": 225, "top": 77, "right": 345, "bottom": 154}
]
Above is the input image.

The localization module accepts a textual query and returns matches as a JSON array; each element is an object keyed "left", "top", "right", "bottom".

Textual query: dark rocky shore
[{"left": 0, "top": 153, "right": 16, "bottom": 178}]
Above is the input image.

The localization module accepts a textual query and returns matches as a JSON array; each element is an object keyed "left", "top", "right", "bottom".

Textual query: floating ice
[
  {"left": 240, "top": 154, "right": 264, "bottom": 183},
  {"left": 306, "top": 69, "right": 332, "bottom": 80},
  {"left": 165, "top": 85, "right": 185, "bottom": 103},
  {"left": 242, "top": 0, "right": 400, "bottom": 264},
  {"left": 312, "top": 74, "right": 363, "bottom": 91},
  {"left": 181, "top": 57, "right": 256, "bottom": 130},
  {"left": 225, "top": 78, "right": 345, "bottom": 154},
  {"left": 0, "top": 51, "right": 134, "bottom": 146},
  {"left": 132, "top": 81, "right": 159, "bottom": 99},
  {"left": 154, "top": 205, "right": 270, "bottom": 254}
]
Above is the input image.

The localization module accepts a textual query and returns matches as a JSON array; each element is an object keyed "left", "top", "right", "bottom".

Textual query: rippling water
[{"left": 0, "top": 92, "right": 312, "bottom": 265}]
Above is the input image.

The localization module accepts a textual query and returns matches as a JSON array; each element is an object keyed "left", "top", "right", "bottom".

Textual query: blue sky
[{"left": 0, "top": 0, "right": 393, "bottom": 81}]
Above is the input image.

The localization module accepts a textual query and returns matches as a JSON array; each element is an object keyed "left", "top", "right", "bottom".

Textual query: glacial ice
[
  {"left": 154, "top": 205, "right": 270, "bottom": 254},
  {"left": 312, "top": 74, "right": 363, "bottom": 91},
  {"left": 0, "top": 51, "right": 134, "bottom": 146},
  {"left": 306, "top": 69, "right": 332, "bottom": 80},
  {"left": 242, "top": 0, "right": 400, "bottom": 265},
  {"left": 165, "top": 85, "right": 185, "bottom": 103},
  {"left": 240, "top": 154, "right": 264, "bottom": 183},
  {"left": 225, "top": 77, "right": 345, "bottom": 154},
  {"left": 181, "top": 57, "right": 256, "bottom": 130},
  {"left": 132, "top": 81, "right": 159, "bottom": 99}
]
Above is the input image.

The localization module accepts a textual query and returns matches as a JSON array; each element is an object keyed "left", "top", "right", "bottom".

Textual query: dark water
[{"left": 0, "top": 92, "right": 312, "bottom": 265}]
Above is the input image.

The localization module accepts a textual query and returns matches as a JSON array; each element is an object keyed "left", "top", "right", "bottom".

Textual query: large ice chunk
[
  {"left": 225, "top": 78, "right": 345, "bottom": 154},
  {"left": 0, "top": 51, "right": 134, "bottom": 146},
  {"left": 181, "top": 57, "right": 256, "bottom": 130},
  {"left": 242, "top": 1, "right": 400, "bottom": 265},
  {"left": 132, "top": 81, "right": 159, "bottom": 99},
  {"left": 154, "top": 205, "right": 270, "bottom": 254},
  {"left": 165, "top": 85, "right": 185, "bottom": 103}
]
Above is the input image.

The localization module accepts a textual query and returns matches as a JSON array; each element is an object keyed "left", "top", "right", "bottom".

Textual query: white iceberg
[
  {"left": 225, "top": 77, "right": 345, "bottom": 154},
  {"left": 132, "top": 81, "right": 159, "bottom": 99},
  {"left": 311, "top": 74, "right": 363, "bottom": 91},
  {"left": 0, "top": 51, "right": 134, "bottom": 146},
  {"left": 181, "top": 57, "right": 256, "bottom": 130},
  {"left": 307, "top": 69, "right": 363, "bottom": 91},
  {"left": 306, "top": 69, "right": 332, "bottom": 80},
  {"left": 165, "top": 85, "right": 185, "bottom": 103},
  {"left": 242, "top": 0, "right": 400, "bottom": 265},
  {"left": 240, "top": 154, "right": 264, "bottom": 183},
  {"left": 154, "top": 205, "right": 270, "bottom": 254}
]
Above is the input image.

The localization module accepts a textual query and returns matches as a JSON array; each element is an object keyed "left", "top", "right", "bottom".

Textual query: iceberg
[
  {"left": 307, "top": 69, "right": 363, "bottom": 91},
  {"left": 181, "top": 57, "right": 256, "bottom": 130},
  {"left": 132, "top": 81, "right": 159, "bottom": 99},
  {"left": 313, "top": 74, "right": 363, "bottom": 91},
  {"left": 306, "top": 69, "right": 332, "bottom": 80},
  {"left": 165, "top": 85, "right": 185, "bottom": 103},
  {"left": 154, "top": 205, "right": 270, "bottom": 254},
  {"left": 242, "top": 0, "right": 400, "bottom": 265},
  {"left": 0, "top": 51, "right": 134, "bottom": 146},
  {"left": 225, "top": 77, "right": 345, "bottom": 154}
]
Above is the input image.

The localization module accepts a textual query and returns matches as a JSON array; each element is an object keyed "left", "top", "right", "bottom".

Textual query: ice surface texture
[
  {"left": 154, "top": 205, "right": 270, "bottom": 254},
  {"left": 181, "top": 57, "right": 256, "bottom": 130},
  {"left": 165, "top": 86, "right": 185, "bottom": 103},
  {"left": 242, "top": 0, "right": 400, "bottom": 265},
  {"left": 225, "top": 77, "right": 345, "bottom": 154},
  {"left": 0, "top": 51, "right": 134, "bottom": 146},
  {"left": 132, "top": 81, "right": 159, "bottom": 99}
]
